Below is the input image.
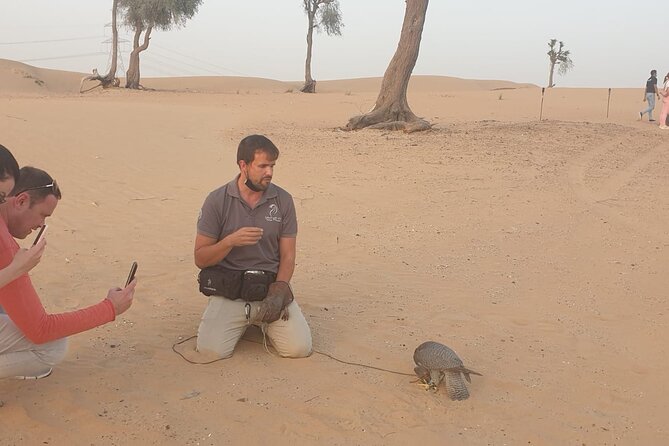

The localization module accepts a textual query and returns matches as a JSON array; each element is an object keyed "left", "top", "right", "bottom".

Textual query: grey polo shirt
[{"left": 197, "top": 175, "right": 297, "bottom": 273}]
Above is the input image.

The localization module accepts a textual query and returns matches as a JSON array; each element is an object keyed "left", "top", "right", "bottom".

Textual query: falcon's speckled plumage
[{"left": 413, "top": 341, "right": 482, "bottom": 400}]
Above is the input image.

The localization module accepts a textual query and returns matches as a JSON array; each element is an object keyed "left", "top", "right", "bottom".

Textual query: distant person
[
  {"left": 0, "top": 166, "right": 136, "bottom": 380},
  {"left": 194, "top": 135, "right": 312, "bottom": 359},
  {"left": 0, "top": 145, "right": 45, "bottom": 288},
  {"left": 659, "top": 73, "right": 669, "bottom": 129},
  {"left": 640, "top": 70, "right": 660, "bottom": 122}
]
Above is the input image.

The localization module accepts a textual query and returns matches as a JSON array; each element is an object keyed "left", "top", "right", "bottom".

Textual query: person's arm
[
  {"left": 0, "top": 264, "right": 24, "bottom": 288},
  {"left": 194, "top": 187, "right": 263, "bottom": 269},
  {"left": 256, "top": 239, "right": 296, "bottom": 323},
  {"left": 0, "top": 274, "right": 119, "bottom": 344},
  {"left": 0, "top": 240, "right": 46, "bottom": 288},
  {"left": 194, "top": 228, "right": 263, "bottom": 269},
  {"left": 194, "top": 233, "right": 232, "bottom": 268},
  {"left": 276, "top": 236, "right": 296, "bottom": 283}
]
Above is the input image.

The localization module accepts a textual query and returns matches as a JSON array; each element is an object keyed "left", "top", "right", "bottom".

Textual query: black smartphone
[
  {"left": 125, "top": 261, "right": 138, "bottom": 287},
  {"left": 32, "top": 225, "right": 48, "bottom": 246}
]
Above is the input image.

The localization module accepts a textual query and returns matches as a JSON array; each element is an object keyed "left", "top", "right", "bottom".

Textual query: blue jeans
[{"left": 641, "top": 93, "right": 656, "bottom": 120}]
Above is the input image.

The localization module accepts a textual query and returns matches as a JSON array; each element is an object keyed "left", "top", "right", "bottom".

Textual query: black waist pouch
[
  {"left": 198, "top": 267, "right": 275, "bottom": 301},
  {"left": 240, "top": 270, "right": 276, "bottom": 301},
  {"left": 198, "top": 266, "right": 242, "bottom": 299}
]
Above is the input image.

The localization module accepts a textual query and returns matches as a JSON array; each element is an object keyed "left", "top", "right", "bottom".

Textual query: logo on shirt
[{"left": 265, "top": 204, "right": 282, "bottom": 222}]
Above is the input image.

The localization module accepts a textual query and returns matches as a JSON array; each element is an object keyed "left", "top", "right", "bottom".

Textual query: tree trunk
[
  {"left": 125, "top": 26, "right": 152, "bottom": 89},
  {"left": 548, "top": 61, "right": 556, "bottom": 88},
  {"left": 100, "top": 0, "right": 120, "bottom": 87},
  {"left": 79, "top": 0, "right": 120, "bottom": 92},
  {"left": 301, "top": 3, "right": 317, "bottom": 93},
  {"left": 345, "top": 0, "right": 430, "bottom": 132}
]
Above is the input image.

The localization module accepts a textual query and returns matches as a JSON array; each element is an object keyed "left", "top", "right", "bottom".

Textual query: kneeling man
[{"left": 195, "top": 135, "right": 312, "bottom": 359}]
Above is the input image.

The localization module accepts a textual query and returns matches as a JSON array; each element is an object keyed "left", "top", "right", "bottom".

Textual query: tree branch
[{"left": 139, "top": 26, "right": 152, "bottom": 52}]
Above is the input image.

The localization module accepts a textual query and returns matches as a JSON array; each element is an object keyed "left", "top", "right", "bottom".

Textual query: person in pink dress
[{"left": 658, "top": 72, "right": 669, "bottom": 129}]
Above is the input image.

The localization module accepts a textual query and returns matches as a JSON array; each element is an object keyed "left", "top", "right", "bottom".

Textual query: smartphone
[
  {"left": 125, "top": 261, "right": 138, "bottom": 287},
  {"left": 32, "top": 225, "right": 48, "bottom": 246}
]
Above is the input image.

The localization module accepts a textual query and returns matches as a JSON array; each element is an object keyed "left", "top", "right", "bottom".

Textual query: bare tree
[
  {"left": 119, "top": 0, "right": 202, "bottom": 89},
  {"left": 301, "top": 0, "right": 343, "bottom": 93},
  {"left": 345, "top": 0, "right": 430, "bottom": 132},
  {"left": 547, "top": 39, "right": 574, "bottom": 88},
  {"left": 80, "top": 0, "right": 121, "bottom": 92}
]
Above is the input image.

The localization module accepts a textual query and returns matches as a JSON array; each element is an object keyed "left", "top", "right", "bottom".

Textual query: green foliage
[
  {"left": 319, "top": 1, "right": 343, "bottom": 35},
  {"left": 303, "top": 0, "right": 344, "bottom": 36},
  {"left": 547, "top": 39, "right": 574, "bottom": 76},
  {"left": 119, "top": 0, "right": 202, "bottom": 31}
]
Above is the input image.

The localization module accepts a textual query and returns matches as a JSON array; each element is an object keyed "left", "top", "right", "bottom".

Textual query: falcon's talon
[{"left": 417, "top": 382, "right": 432, "bottom": 391}]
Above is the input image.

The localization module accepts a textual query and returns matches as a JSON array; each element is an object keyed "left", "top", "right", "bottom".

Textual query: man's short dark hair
[
  {"left": 651, "top": 69, "right": 657, "bottom": 76},
  {"left": 0, "top": 144, "right": 20, "bottom": 182},
  {"left": 11, "top": 166, "right": 62, "bottom": 204},
  {"left": 236, "top": 135, "right": 279, "bottom": 165}
]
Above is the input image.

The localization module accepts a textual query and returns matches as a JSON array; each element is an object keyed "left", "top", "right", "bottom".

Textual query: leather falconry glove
[{"left": 255, "top": 281, "right": 294, "bottom": 324}]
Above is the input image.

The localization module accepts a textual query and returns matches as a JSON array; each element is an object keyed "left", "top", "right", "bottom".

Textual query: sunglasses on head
[{"left": 15, "top": 181, "right": 59, "bottom": 197}]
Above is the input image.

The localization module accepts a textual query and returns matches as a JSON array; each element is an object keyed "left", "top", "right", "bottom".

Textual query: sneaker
[
  {"left": 650, "top": 119, "right": 656, "bottom": 122},
  {"left": 13, "top": 368, "right": 52, "bottom": 380},
  {"left": 659, "top": 125, "right": 669, "bottom": 130}
]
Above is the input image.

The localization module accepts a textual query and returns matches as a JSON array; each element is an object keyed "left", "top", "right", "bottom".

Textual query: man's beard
[{"left": 245, "top": 176, "right": 270, "bottom": 192}]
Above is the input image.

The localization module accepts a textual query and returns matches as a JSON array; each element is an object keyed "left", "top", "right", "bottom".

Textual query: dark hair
[
  {"left": 0, "top": 144, "right": 20, "bottom": 182},
  {"left": 11, "top": 166, "right": 62, "bottom": 204},
  {"left": 236, "top": 135, "right": 279, "bottom": 165},
  {"left": 651, "top": 69, "right": 657, "bottom": 76}
]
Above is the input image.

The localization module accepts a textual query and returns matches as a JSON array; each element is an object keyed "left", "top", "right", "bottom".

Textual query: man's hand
[
  {"left": 10, "top": 238, "right": 46, "bottom": 277},
  {"left": 106, "top": 279, "right": 137, "bottom": 316},
  {"left": 226, "top": 227, "right": 263, "bottom": 247},
  {"left": 254, "top": 281, "right": 294, "bottom": 324},
  {"left": 194, "top": 229, "right": 262, "bottom": 269}
]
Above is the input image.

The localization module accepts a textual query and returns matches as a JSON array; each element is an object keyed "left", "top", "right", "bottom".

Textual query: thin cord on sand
[{"left": 172, "top": 334, "right": 415, "bottom": 377}]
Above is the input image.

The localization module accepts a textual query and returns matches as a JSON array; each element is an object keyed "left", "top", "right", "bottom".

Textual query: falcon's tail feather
[{"left": 444, "top": 370, "right": 470, "bottom": 401}]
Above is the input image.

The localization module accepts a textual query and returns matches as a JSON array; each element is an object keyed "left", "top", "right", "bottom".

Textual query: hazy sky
[{"left": 0, "top": 1, "right": 660, "bottom": 88}]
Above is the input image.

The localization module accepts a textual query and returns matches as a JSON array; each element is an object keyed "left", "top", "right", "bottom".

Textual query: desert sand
[{"left": 0, "top": 58, "right": 668, "bottom": 445}]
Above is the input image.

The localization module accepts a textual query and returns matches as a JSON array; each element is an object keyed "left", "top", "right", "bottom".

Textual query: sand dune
[
  {"left": 0, "top": 59, "right": 535, "bottom": 96},
  {"left": 313, "top": 75, "right": 536, "bottom": 93},
  {"left": 0, "top": 60, "right": 667, "bottom": 445},
  {"left": 0, "top": 59, "right": 85, "bottom": 94}
]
